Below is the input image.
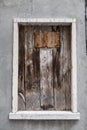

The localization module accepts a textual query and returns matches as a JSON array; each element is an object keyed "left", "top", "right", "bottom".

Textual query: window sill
[{"left": 9, "top": 111, "right": 80, "bottom": 120}]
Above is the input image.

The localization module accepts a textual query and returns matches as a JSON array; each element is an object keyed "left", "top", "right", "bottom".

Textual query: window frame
[{"left": 9, "top": 18, "right": 80, "bottom": 120}]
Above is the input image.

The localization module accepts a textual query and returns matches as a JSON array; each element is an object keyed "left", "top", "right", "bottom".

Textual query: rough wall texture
[{"left": 0, "top": 0, "right": 86, "bottom": 130}]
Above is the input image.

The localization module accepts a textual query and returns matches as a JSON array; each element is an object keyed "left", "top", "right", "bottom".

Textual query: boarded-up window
[{"left": 18, "top": 25, "right": 71, "bottom": 111}]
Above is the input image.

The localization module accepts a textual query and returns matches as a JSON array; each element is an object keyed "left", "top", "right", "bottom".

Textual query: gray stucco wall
[{"left": 0, "top": 0, "right": 86, "bottom": 130}]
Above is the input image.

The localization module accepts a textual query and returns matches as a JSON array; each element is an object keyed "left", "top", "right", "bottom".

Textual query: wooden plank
[
  {"left": 34, "top": 32, "right": 60, "bottom": 48},
  {"left": 26, "top": 25, "right": 34, "bottom": 49},
  {"left": 53, "top": 48, "right": 61, "bottom": 110},
  {"left": 25, "top": 49, "right": 40, "bottom": 110},
  {"left": 18, "top": 25, "right": 25, "bottom": 110},
  {"left": 40, "top": 49, "right": 54, "bottom": 110},
  {"left": 34, "top": 31, "right": 47, "bottom": 48},
  {"left": 53, "top": 36, "right": 66, "bottom": 110},
  {"left": 25, "top": 26, "right": 40, "bottom": 110},
  {"left": 54, "top": 26, "right": 71, "bottom": 110},
  {"left": 63, "top": 26, "right": 71, "bottom": 110},
  {"left": 47, "top": 32, "right": 60, "bottom": 48}
]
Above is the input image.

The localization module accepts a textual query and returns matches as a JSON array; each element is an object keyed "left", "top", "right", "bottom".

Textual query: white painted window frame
[{"left": 9, "top": 18, "right": 80, "bottom": 120}]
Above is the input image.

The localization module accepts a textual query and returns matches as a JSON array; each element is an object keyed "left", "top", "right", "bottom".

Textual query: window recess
[{"left": 9, "top": 18, "right": 80, "bottom": 120}]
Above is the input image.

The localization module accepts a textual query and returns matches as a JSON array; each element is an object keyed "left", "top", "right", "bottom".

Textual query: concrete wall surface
[{"left": 0, "top": 0, "right": 86, "bottom": 130}]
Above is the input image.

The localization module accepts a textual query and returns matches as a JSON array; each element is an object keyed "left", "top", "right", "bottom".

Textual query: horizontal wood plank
[{"left": 34, "top": 32, "right": 60, "bottom": 48}]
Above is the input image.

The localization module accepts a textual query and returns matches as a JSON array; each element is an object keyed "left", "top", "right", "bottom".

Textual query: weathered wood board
[
  {"left": 34, "top": 32, "right": 60, "bottom": 48},
  {"left": 63, "top": 26, "right": 71, "bottom": 110},
  {"left": 25, "top": 49, "right": 40, "bottom": 110},
  {"left": 25, "top": 26, "right": 40, "bottom": 110},
  {"left": 18, "top": 25, "right": 71, "bottom": 111},
  {"left": 40, "top": 49, "right": 54, "bottom": 110},
  {"left": 18, "top": 25, "right": 25, "bottom": 110},
  {"left": 54, "top": 26, "right": 71, "bottom": 110}
]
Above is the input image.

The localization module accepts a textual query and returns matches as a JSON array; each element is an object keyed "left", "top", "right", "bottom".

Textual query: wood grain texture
[
  {"left": 18, "top": 25, "right": 71, "bottom": 111},
  {"left": 34, "top": 26, "right": 51, "bottom": 48},
  {"left": 18, "top": 25, "right": 25, "bottom": 110},
  {"left": 64, "top": 26, "right": 71, "bottom": 110},
  {"left": 26, "top": 25, "right": 34, "bottom": 49},
  {"left": 34, "top": 32, "right": 60, "bottom": 48},
  {"left": 40, "top": 49, "right": 54, "bottom": 110},
  {"left": 54, "top": 26, "right": 71, "bottom": 110},
  {"left": 25, "top": 26, "right": 40, "bottom": 110}
]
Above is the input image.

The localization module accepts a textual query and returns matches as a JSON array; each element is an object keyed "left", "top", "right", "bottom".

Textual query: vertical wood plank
[
  {"left": 54, "top": 27, "right": 66, "bottom": 110},
  {"left": 25, "top": 26, "right": 40, "bottom": 110},
  {"left": 18, "top": 25, "right": 25, "bottom": 110},
  {"left": 64, "top": 26, "right": 71, "bottom": 110},
  {"left": 40, "top": 49, "right": 54, "bottom": 110},
  {"left": 60, "top": 26, "right": 71, "bottom": 110},
  {"left": 27, "top": 26, "right": 34, "bottom": 49},
  {"left": 54, "top": 26, "right": 71, "bottom": 110},
  {"left": 53, "top": 48, "right": 61, "bottom": 110}
]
